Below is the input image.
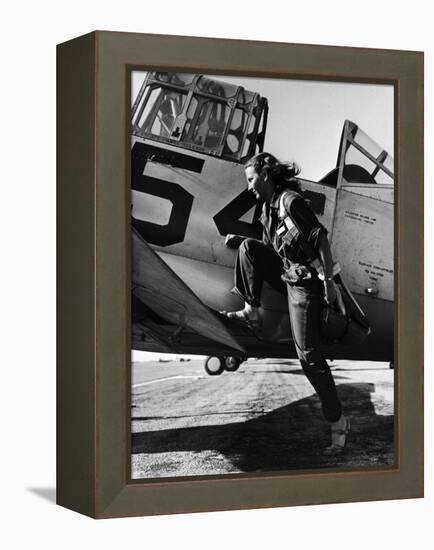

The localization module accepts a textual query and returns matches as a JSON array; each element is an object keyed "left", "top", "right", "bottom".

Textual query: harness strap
[{"left": 278, "top": 192, "right": 341, "bottom": 279}]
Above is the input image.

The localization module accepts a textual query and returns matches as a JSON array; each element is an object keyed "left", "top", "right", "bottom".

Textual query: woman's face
[{"left": 245, "top": 166, "right": 270, "bottom": 202}]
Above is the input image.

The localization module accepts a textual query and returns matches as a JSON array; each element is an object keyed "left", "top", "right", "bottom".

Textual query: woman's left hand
[
  {"left": 324, "top": 280, "right": 347, "bottom": 315},
  {"left": 324, "top": 279, "right": 337, "bottom": 306}
]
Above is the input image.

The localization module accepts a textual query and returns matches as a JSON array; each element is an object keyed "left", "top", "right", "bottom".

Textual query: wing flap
[{"left": 132, "top": 228, "right": 245, "bottom": 353}]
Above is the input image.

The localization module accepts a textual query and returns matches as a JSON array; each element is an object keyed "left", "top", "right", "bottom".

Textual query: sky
[{"left": 131, "top": 71, "right": 394, "bottom": 362}]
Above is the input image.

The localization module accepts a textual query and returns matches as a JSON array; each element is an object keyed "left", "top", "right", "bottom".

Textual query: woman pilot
[{"left": 224, "top": 152, "right": 350, "bottom": 452}]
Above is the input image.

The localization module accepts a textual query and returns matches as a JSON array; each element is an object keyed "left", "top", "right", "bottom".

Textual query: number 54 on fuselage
[{"left": 131, "top": 72, "right": 394, "bottom": 364}]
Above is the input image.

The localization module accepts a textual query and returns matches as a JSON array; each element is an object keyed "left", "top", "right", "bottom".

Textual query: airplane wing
[{"left": 131, "top": 227, "right": 245, "bottom": 354}]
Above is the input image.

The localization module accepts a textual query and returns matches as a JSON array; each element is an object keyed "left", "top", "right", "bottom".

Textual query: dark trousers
[{"left": 233, "top": 238, "right": 342, "bottom": 423}]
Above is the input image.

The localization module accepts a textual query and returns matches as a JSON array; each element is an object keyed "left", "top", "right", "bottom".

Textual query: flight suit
[{"left": 231, "top": 190, "right": 342, "bottom": 423}]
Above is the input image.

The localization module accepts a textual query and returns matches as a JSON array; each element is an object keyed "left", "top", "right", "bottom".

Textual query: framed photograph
[{"left": 57, "top": 31, "right": 423, "bottom": 518}]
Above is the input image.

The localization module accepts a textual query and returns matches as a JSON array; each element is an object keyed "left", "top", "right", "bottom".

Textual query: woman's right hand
[{"left": 225, "top": 234, "right": 245, "bottom": 249}]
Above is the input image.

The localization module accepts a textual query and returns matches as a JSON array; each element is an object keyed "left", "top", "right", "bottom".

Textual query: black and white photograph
[{"left": 130, "top": 70, "right": 394, "bottom": 479}]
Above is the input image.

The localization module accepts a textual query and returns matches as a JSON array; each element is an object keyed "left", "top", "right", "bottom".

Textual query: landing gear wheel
[
  {"left": 225, "top": 356, "right": 242, "bottom": 372},
  {"left": 204, "top": 356, "right": 225, "bottom": 376}
]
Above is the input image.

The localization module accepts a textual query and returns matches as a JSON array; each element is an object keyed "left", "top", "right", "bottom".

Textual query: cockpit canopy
[
  {"left": 131, "top": 72, "right": 268, "bottom": 163},
  {"left": 336, "top": 120, "right": 394, "bottom": 185}
]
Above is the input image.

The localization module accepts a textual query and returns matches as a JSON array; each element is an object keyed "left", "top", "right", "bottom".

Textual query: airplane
[{"left": 131, "top": 71, "right": 394, "bottom": 375}]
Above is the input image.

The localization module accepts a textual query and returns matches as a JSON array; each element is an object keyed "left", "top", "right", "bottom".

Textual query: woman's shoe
[
  {"left": 325, "top": 415, "right": 351, "bottom": 454},
  {"left": 220, "top": 309, "right": 262, "bottom": 330}
]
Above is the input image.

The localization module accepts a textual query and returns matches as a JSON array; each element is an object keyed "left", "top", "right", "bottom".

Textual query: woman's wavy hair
[{"left": 245, "top": 152, "right": 301, "bottom": 193}]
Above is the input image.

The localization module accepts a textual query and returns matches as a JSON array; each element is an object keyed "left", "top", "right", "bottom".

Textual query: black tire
[
  {"left": 204, "top": 356, "right": 225, "bottom": 376},
  {"left": 224, "top": 356, "right": 242, "bottom": 372}
]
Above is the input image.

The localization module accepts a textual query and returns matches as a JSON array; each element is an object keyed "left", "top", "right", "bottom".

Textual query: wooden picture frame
[{"left": 57, "top": 31, "right": 423, "bottom": 518}]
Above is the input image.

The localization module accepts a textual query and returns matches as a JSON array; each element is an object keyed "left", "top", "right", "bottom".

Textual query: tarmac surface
[{"left": 131, "top": 358, "right": 394, "bottom": 479}]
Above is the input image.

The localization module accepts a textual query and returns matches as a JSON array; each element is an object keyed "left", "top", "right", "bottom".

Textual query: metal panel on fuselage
[
  {"left": 331, "top": 186, "right": 393, "bottom": 303},
  {"left": 330, "top": 186, "right": 394, "bottom": 359},
  {"left": 131, "top": 136, "right": 265, "bottom": 312},
  {"left": 132, "top": 136, "right": 256, "bottom": 268},
  {"left": 338, "top": 182, "right": 394, "bottom": 203}
]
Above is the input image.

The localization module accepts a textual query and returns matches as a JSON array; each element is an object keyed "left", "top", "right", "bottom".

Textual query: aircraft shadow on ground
[
  {"left": 131, "top": 382, "right": 394, "bottom": 472},
  {"left": 257, "top": 368, "right": 350, "bottom": 381}
]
